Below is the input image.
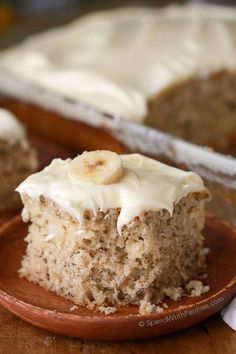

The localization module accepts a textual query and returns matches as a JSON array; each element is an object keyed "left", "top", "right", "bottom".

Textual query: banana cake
[
  {"left": 16, "top": 151, "right": 210, "bottom": 314},
  {"left": 0, "top": 108, "right": 38, "bottom": 212},
  {"left": 1, "top": 5, "right": 236, "bottom": 153}
]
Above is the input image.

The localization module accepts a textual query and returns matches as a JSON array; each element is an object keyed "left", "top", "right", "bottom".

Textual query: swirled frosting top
[
  {"left": 16, "top": 153, "right": 207, "bottom": 235},
  {"left": 0, "top": 5, "right": 236, "bottom": 123}
]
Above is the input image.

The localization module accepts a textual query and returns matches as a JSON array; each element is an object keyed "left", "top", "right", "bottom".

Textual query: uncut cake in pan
[{"left": 0, "top": 5, "right": 236, "bottom": 153}]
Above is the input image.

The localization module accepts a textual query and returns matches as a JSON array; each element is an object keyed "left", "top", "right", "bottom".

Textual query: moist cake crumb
[
  {"left": 139, "top": 301, "right": 164, "bottom": 315},
  {"left": 69, "top": 305, "right": 79, "bottom": 312},
  {"left": 99, "top": 306, "right": 117, "bottom": 315},
  {"left": 186, "top": 280, "right": 210, "bottom": 297}
]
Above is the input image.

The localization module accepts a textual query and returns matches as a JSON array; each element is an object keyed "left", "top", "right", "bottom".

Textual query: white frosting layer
[
  {"left": 0, "top": 5, "right": 236, "bottom": 124},
  {"left": 16, "top": 154, "right": 206, "bottom": 235},
  {"left": 0, "top": 108, "right": 27, "bottom": 146}
]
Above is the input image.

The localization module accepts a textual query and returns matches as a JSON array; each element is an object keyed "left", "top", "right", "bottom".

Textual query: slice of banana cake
[
  {"left": 16, "top": 151, "right": 209, "bottom": 314},
  {"left": 0, "top": 108, "right": 38, "bottom": 212}
]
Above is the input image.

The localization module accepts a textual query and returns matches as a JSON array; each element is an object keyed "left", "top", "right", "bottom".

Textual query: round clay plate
[{"left": 0, "top": 214, "right": 236, "bottom": 341}]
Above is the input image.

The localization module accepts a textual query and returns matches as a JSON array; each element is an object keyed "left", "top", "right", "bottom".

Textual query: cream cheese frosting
[
  {"left": 0, "top": 108, "right": 27, "bottom": 147},
  {"left": 0, "top": 5, "right": 236, "bottom": 124},
  {"left": 16, "top": 153, "right": 206, "bottom": 235}
]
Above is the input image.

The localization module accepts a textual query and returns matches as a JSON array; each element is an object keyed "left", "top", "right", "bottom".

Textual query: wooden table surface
[
  {"left": 0, "top": 305, "right": 235, "bottom": 354},
  {"left": 0, "top": 215, "right": 236, "bottom": 354}
]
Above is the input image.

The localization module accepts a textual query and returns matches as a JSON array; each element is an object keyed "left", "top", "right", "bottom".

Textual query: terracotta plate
[{"left": 0, "top": 214, "right": 236, "bottom": 341}]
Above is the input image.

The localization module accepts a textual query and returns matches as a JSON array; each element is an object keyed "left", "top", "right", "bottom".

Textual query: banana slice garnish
[{"left": 68, "top": 150, "right": 124, "bottom": 185}]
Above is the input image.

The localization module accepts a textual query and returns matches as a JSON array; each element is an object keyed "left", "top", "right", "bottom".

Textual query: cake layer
[
  {"left": 19, "top": 192, "right": 208, "bottom": 313},
  {"left": 147, "top": 71, "right": 236, "bottom": 151}
]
